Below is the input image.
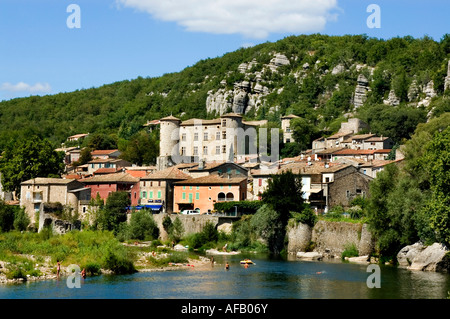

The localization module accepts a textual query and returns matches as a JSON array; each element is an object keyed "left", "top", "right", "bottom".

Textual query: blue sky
[{"left": 0, "top": 0, "right": 449, "bottom": 101}]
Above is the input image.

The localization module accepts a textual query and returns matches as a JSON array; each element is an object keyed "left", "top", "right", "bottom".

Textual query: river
[{"left": 1, "top": 253, "right": 449, "bottom": 299}]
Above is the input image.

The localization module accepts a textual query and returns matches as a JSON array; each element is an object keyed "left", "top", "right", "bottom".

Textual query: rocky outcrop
[
  {"left": 397, "top": 242, "right": 450, "bottom": 272},
  {"left": 418, "top": 80, "right": 437, "bottom": 107},
  {"left": 397, "top": 242, "right": 425, "bottom": 267},
  {"left": 353, "top": 74, "right": 369, "bottom": 109},
  {"left": 406, "top": 243, "right": 450, "bottom": 272},
  {"left": 408, "top": 79, "right": 420, "bottom": 102},
  {"left": 383, "top": 90, "right": 401, "bottom": 106},
  {"left": 268, "top": 53, "right": 290, "bottom": 72},
  {"left": 296, "top": 251, "right": 323, "bottom": 261},
  {"left": 445, "top": 60, "right": 450, "bottom": 91}
]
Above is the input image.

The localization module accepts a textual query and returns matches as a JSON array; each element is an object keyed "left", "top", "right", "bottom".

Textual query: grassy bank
[{"left": 0, "top": 230, "right": 135, "bottom": 280}]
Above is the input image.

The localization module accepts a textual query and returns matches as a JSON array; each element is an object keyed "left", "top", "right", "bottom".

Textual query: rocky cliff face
[
  {"left": 206, "top": 52, "right": 288, "bottom": 115},
  {"left": 445, "top": 60, "right": 450, "bottom": 91},
  {"left": 353, "top": 74, "right": 369, "bottom": 109}
]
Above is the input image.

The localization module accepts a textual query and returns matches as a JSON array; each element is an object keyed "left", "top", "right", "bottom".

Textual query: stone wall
[
  {"left": 287, "top": 220, "right": 374, "bottom": 257},
  {"left": 152, "top": 214, "right": 233, "bottom": 241}
]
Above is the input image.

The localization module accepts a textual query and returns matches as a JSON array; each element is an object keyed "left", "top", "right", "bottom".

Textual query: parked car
[{"left": 181, "top": 210, "right": 200, "bottom": 215}]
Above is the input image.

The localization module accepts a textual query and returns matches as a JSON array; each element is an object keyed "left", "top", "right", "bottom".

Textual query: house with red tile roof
[
  {"left": 137, "top": 167, "right": 191, "bottom": 213},
  {"left": 80, "top": 172, "right": 139, "bottom": 205},
  {"left": 173, "top": 175, "right": 247, "bottom": 214}
]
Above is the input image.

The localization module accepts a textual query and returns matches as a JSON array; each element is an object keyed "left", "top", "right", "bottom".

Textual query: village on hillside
[{"left": 0, "top": 114, "right": 402, "bottom": 232}]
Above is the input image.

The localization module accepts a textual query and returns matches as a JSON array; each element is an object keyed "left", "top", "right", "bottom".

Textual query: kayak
[{"left": 240, "top": 259, "right": 254, "bottom": 264}]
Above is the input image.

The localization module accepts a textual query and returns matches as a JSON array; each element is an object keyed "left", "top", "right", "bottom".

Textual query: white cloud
[
  {"left": 0, "top": 82, "right": 52, "bottom": 94},
  {"left": 116, "top": 0, "right": 339, "bottom": 39}
]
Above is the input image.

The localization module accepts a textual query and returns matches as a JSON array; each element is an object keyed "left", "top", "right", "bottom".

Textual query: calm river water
[{"left": 1, "top": 254, "right": 449, "bottom": 299}]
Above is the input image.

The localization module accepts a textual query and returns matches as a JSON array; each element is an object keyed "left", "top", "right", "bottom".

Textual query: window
[
  {"left": 325, "top": 177, "right": 330, "bottom": 183},
  {"left": 203, "top": 146, "right": 208, "bottom": 155},
  {"left": 222, "top": 119, "right": 227, "bottom": 126},
  {"left": 193, "top": 146, "right": 199, "bottom": 155},
  {"left": 182, "top": 133, "right": 186, "bottom": 141},
  {"left": 346, "top": 190, "right": 350, "bottom": 198},
  {"left": 195, "top": 192, "right": 199, "bottom": 200},
  {"left": 222, "top": 145, "right": 226, "bottom": 154},
  {"left": 218, "top": 192, "right": 225, "bottom": 201},
  {"left": 142, "top": 191, "right": 147, "bottom": 199},
  {"left": 189, "top": 186, "right": 193, "bottom": 190},
  {"left": 196, "top": 186, "right": 199, "bottom": 190},
  {"left": 226, "top": 192, "right": 234, "bottom": 201},
  {"left": 149, "top": 191, "right": 153, "bottom": 199},
  {"left": 216, "top": 132, "right": 221, "bottom": 140},
  {"left": 182, "top": 192, "right": 186, "bottom": 200},
  {"left": 216, "top": 146, "right": 220, "bottom": 155},
  {"left": 194, "top": 133, "right": 199, "bottom": 141},
  {"left": 188, "top": 193, "right": 193, "bottom": 203},
  {"left": 259, "top": 179, "right": 262, "bottom": 187},
  {"left": 157, "top": 191, "right": 161, "bottom": 199},
  {"left": 181, "top": 147, "right": 186, "bottom": 155},
  {"left": 183, "top": 186, "right": 186, "bottom": 190},
  {"left": 150, "top": 181, "right": 153, "bottom": 187},
  {"left": 222, "top": 131, "right": 227, "bottom": 139},
  {"left": 204, "top": 132, "right": 208, "bottom": 141},
  {"left": 286, "top": 127, "right": 291, "bottom": 133}
]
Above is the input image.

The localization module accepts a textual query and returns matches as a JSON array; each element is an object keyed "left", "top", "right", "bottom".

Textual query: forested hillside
[{"left": 0, "top": 34, "right": 449, "bottom": 158}]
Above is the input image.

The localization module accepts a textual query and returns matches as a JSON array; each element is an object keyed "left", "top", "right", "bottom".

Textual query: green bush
[
  {"left": 101, "top": 248, "right": 136, "bottom": 274},
  {"left": 83, "top": 262, "right": 102, "bottom": 276},
  {"left": 341, "top": 243, "right": 359, "bottom": 260}
]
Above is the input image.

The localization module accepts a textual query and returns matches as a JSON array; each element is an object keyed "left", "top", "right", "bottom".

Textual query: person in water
[{"left": 225, "top": 262, "right": 229, "bottom": 270}]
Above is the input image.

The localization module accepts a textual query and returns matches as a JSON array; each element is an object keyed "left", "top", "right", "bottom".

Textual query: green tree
[
  {"left": 251, "top": 204, "right": 285, "bottom": 253},
  {"left": 420, "top": 127, "right": 450, "bottom": 245},
  {"left": 98, "top": 191, "right": 130, "bottom": 233},
  {"left": 129, "top": 209, "right": 160, "bottom": 240},
  {"left": 291, "top": 118, "right": 320, "bottom": 151},
  {"left": 0, "top": 137, "right": 65, "bottom": 196},
  {"left": 260, "top": 170, "right": 304, "bottom": 254},
  {"left": 120, "top": 130, "right": 159, "bottom": 165}
]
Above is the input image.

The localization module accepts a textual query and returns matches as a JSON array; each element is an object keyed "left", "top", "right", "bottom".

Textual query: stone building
[
  {"left": 327, "top": 166, "right": 373, "bottom": 208},
  {"left": 157, "top": 113, "right": 268, "bottom": 170},
  {"left": 20, "top": 178, "right": 90, "bottom": 224},
  {"left": 138, "top": 167, "right": 190, "bottom": 214}
]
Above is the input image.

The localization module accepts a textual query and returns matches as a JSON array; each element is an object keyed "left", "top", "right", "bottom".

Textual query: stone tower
[
  {"left": 221, "top": 113, "right": 242, "bottom": 162},
  {"left": 157, "top": 115, "right": 181, "bottom": 170}
]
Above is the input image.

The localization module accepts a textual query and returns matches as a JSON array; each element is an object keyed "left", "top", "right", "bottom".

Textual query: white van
[{"left": 181, "top": 210, "right": 200, "bottom": 215}]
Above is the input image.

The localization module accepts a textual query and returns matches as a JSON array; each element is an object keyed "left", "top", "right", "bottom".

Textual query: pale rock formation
[
  {"left": 296, "top": 251, "right": 323, "bottom": 261},
  {"left": 353, "top": 74, "right": 369, "bottom": 109},
  {"left": 445, "top": 60, "right": 450, "bottom": 91},
  {"left": 407, "top": 243, "right": 450, "bottom": 272},
  {"left": 397, "top": 242, "right": 425, "bottom": 268},
  {"left": 383, "top": 90, "right": 401, "bottom": 106},
  {"left": 408, "top": 79, "right": 420, "bottom": 102},
  {"left": 418, "top": 80, "right": 437, "bottom": 107},
  {"left": 332, "top": 64, "right": 345, "bottom": 75},
  {"left": 267, "top": 53, "right": 290, "bottom": 72}
]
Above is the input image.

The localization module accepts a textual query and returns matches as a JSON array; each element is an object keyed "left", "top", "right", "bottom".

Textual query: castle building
[{"left": 157, "top": 113, "right": 267, "bottom": 170}]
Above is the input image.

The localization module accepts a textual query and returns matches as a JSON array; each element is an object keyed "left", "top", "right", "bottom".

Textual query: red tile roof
[{"left": 174, "top": 175, "right": 246, "bottom": 185}]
